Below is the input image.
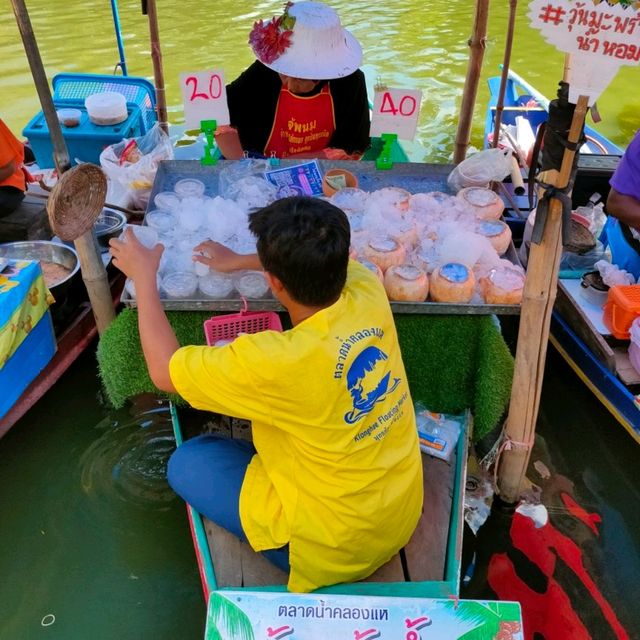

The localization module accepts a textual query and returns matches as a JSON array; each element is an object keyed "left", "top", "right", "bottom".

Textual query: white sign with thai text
[
  {"left": 180, "top": 69, "right": 230, "bottom": 129},
  {"left": 529, "top": 0, "right": 640, "bottom": 104},
  {"left": 370, "top": 88, "right": 423, "bottom": 140},
  {"left": 205, "top": 591, "right": 524, "bottom": 640}
]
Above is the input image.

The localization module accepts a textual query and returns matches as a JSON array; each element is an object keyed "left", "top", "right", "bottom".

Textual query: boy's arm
[
  {"left": 136, "top": 277, "right": 179, "bottom": 393},
  {"left": 109, "top": 229, "right": 178, "bottom": 393},
  {"left": 193, "top": 240, "right": 262, "bottom": 271}
]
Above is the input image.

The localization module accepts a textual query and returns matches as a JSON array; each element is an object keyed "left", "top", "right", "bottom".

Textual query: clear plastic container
[
  {"left": 56, "top": 108, "right": 82, "bottom": 127},
  {"left": 120, "top": 224, "right": 159, "bottom": 249},
  {"left": 174, "top": 178, "right": 206, "bottom": 198},
  {"left": 154, "top": 191, "right": 181, "bottom": 212},
  {"left": 198, "top": 272, "right": 235, "bottom": 298},
  {"left": 85, "top": 91, "right": 127, "bottom": 126},
  {"left": 234, "top": 270, "right": 269, "bottom": 298},
  {"left": 161, "top": 271, "right": 198, "bottom": 299},
  {"left": 145, "top": 210, "right": 174, "bottom": 233}
]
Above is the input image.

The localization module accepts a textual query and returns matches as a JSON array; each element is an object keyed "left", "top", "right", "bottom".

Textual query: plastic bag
[
  {"left": 447, "top": 148, "right": 512, "bottom": 193},
  {"left": 99, "top": 123, "right": 173, "bottom": 210},
  {"left": 414, "top": 403, "right": 464, "bottom": 463},
  {"left": 218, "top": 158, "right": 277, "bottom": 208},
  {"left": 595, "top": 259, "right": 636, "bottom": 287}
]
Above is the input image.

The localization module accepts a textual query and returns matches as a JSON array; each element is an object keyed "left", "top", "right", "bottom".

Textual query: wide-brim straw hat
[{"left": 250, "top": 2, "right": 362, "bottom": 80}]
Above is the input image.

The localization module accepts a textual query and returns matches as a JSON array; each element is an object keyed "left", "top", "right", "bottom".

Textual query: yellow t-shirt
[{"left": 169, "top": 261, "right": 423, "bottom": 592}]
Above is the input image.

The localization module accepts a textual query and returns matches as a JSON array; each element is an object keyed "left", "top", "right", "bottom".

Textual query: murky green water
[
  {"left": 1, "top": 0, "right": 639, "bottom": 162},
  {"left": 0, "top": 349, "right": 205, "bottom": 639}
]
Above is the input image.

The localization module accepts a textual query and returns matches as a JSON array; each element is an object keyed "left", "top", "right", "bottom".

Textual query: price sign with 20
[
  {"left": 180, "top": 70, "right": 230, "bottom": 128},
  {"left": 370, "top": 88, "right": 423, "bottom": 140}
]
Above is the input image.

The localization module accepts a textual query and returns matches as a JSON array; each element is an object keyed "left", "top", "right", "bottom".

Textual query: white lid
[{"left": 85, "top": 92, "right": 127, "bottom": 118}]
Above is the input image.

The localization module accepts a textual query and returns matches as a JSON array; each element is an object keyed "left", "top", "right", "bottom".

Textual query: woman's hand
[
  {"left": 193, "top": 240, "right": 262, "bottom": 272},
  {"left": 109, "top": 227, "right": 163, "bottom": 283}
]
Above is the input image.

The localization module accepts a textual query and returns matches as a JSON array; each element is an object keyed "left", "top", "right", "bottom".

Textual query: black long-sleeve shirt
[{"left": 226, "top": 61, "right": 370, "bottom": 156}]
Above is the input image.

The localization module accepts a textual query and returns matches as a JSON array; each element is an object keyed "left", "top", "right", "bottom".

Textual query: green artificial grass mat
[{"left": 98, "top": 309, "right": 513, "bottom": 441}]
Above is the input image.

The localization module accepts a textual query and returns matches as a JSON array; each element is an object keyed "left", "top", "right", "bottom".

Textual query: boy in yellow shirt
[{"left": 109, "top": 196, "right": 423, "bottom": 592}]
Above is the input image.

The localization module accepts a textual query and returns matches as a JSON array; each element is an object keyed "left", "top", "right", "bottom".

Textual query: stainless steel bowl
[
  {"left": 94, "top": 209, "right": 127, "bottom": 248},
  {"left": 0, "top": 240, "right": 80, "bottom": 295}
]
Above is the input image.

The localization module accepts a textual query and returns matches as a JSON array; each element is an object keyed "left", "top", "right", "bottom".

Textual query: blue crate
[
  {"left": 52, "top": 73, "right": 157, "bottom": 133},
  {"left": 23, "top": 100, "right": 145, "bottom": 168}
]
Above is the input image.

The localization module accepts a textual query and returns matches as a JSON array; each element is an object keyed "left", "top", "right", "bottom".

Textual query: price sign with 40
[{"left": 370, "top": 87, "right": 423, "bottom": 140}]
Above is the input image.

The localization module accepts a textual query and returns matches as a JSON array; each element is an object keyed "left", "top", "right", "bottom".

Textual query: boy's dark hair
[{"left": 249, "top": 196, "right": 350, "bottom": 306}]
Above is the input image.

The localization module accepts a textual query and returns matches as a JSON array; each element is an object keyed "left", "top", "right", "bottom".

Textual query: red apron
[{"left": 264, "top": 84, "right": 336, "bottom": 158}]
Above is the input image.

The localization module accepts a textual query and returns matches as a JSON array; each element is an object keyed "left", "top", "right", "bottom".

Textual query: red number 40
[{"left": 380, "top": 91, "right": 417, "bottom": 117}]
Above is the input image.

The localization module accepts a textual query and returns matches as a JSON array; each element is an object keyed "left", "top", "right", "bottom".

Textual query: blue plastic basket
[
  {"left": 23, "top": 99, "right": 145, "bottom": 168},
  {"left": 52, "top": 73, "right": 157, "bottom": 133},
  {"left": 23, "top": 73, "right": 158, "bottom": 169}
]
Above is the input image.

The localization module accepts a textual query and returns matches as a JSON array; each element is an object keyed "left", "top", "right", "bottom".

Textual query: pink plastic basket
[{"left": 203, "top": 298, "right": 282, "bottom": 346}]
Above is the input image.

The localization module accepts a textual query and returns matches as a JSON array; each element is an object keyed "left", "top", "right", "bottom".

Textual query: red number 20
[{"left": 186, "top": 74, "right": 222, "bottom": 102}]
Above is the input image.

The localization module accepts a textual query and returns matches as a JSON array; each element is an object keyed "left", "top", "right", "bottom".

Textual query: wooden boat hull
[{"left": 170, "top": 403, "right": 468, "bottom": 600}]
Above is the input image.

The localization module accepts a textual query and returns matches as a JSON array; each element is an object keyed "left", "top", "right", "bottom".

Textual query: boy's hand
[
  {"left": 193, "top": 240, "right": 242, "bottom": 272},
  {"left": 109, "top": 227, "right": 163, "bottom": 283}
]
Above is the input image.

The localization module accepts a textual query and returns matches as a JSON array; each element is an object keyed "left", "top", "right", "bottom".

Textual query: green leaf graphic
[{"left": 206, "top": 593, "right": 255, "bottom": 640}]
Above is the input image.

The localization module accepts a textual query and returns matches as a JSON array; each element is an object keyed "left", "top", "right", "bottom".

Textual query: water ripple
[{"left": 79, "top": 399, "right": 177, "bottom": 512}]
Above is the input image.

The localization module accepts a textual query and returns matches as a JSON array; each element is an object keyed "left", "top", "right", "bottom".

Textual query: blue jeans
[{"left": 167, "top": 435, "right": 290, "bottom": 572}]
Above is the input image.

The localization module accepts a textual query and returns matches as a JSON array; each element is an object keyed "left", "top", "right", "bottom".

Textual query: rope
[{"left": 492, "top": 432, "right": 534, "bottom": 494}]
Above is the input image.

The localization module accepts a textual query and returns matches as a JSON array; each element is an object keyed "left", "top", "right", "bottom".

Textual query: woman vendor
[
  {"left": 224, "top": 1, "right": 370, "bottom": 160},
  {"left": 0, "top": 119, "right": 27, "bottom": 217},
  {"left": 604, "top": 129, "right": 640, "bottom": 278}
]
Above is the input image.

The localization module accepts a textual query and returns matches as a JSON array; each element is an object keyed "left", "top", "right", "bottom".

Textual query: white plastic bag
[
  {"left": 595, "top": 259, "right": 635, "bottom": 287},
  {"left": 447, "top": 148, "right": 513, "bottom": 193},
  {"left": 99, "top": 123, "right": 173, "bottom": 210}
]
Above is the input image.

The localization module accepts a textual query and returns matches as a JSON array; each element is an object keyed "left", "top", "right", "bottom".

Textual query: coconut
[
  {"left": 430, "top": 262, "right": 475, "bottom": 303},
  {"left": 384, "top": 264, "right": 429, "bottom": 301},
  {"left": 362, "top": 235, "right": 407, "bottom": 272}
]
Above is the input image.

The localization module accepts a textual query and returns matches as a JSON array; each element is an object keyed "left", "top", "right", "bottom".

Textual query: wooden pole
[
  {"left": 497, "top": 95, "right": 589, "bottom": 503},
  {"left": 491, "top": 0, "right": 518, "bottom": 150},
  {"left": 10, "top": 0, "right": 70, "bottom": 174},
  {"left": 12, "top": 0, "right": 115, "bottom": 334},
  {"left": 453, "top": 0, "right": 490, "bottom": 164},
  {"left": 74, "top": 233, "right": 116, "bottom": 334},
  {"left": 144, "top": 0, "right": 169, "bottom": 133}
]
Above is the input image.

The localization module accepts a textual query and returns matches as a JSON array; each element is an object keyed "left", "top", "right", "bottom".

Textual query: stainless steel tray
[{"left": 121, "top": 159, "right": 521, "bottom": 315}]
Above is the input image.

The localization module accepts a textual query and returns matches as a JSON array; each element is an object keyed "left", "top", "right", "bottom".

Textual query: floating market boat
[
  {"left": 485, "top": 69, "right": 640, "bottom": 443},
  {"left": 0, "top": 235, "right": 124, "bottom": 438}
]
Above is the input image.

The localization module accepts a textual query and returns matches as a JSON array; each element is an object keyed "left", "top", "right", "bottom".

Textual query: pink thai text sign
[{"left": 528, "top": 0, "right": 640, "bottom": 104}]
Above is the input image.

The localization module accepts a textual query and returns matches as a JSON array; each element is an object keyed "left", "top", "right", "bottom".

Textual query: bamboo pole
[
  {"left": 453, "top": 0, "right": 490, "bottom": 164},
  {"left": 10, "top": 0, "right": 70, "bottom": 174},
  {"left": 497, "top": 95, "right": 589, "bottom": 503},
  {"left": 144, "top": 0, "right": 169, "bottom": 133},
  {"left": 491, "top": 0, "right": 518, "bottom": 150},
  {"left": 74, "top": 234, "right": 116, "bottom": 334}
]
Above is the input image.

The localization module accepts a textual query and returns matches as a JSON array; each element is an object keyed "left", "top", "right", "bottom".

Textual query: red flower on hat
[{"left": 249, "top": 3, "right": 295, "bottom": 64}]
